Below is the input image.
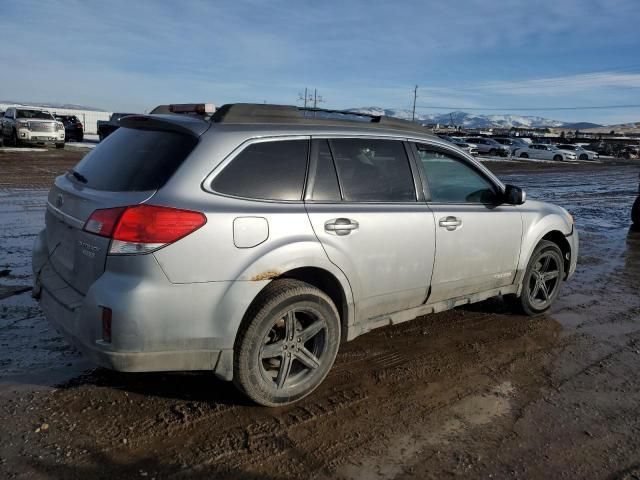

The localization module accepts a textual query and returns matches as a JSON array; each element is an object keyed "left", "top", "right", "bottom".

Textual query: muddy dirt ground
[{"left": 1, "top": 148, "right": 640, "bottom": 479}]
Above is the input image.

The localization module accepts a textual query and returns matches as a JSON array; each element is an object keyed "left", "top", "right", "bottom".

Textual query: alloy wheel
[
  {"left": 528, "top": 252, "right": 560, "bottom": 309},
  {"left": 259, "top": 308, "right": 328, "bottom": 390}
]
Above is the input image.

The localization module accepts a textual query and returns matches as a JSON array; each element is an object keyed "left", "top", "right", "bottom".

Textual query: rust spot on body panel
[{"left": 250, "top": 270, "right": 281, "bottom": 281}]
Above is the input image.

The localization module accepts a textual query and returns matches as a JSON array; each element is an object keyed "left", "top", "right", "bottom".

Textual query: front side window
[
  {"left": 329, "top": 138, "right": 416, "bottom": 202},
  {"left": 212, "top": 139, "right": 309, "bottom": 201},
  {"left": 415, "top": 144, "right": 499, "bottom": 204}
]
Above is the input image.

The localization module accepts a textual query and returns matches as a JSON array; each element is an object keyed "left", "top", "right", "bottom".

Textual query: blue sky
[{"left": 2, "top": 0, "right": 640, "bottom": 124}]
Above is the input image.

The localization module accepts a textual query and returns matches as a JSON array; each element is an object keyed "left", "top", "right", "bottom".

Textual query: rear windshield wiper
[{"left": 69, "top": 169, "right": 88, "bottom": 184}]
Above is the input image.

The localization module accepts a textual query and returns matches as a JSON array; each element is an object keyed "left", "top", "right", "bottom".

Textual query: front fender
[{"left": 516, "top": 200, "right": 575, "bottom": 282}]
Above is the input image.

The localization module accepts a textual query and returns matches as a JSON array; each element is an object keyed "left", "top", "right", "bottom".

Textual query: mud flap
[{"left": 214, "top": 349, "right": 234, "bottom": 381}]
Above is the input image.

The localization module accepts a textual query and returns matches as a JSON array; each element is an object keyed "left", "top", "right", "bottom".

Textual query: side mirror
[{"left": 504, "top": 184, "right": 526, "bottom": 205}]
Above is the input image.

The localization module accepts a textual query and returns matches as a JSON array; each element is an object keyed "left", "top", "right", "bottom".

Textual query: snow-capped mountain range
[{"left": 347, "top": 107, "right": 600, "bottom": 129}]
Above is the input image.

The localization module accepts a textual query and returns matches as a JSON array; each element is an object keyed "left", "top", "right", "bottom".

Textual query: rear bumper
[
  {"left": 32, "top": 230, "right": 264, "bottom": 379},
  {"left": 39, "top": 286, "right": 228, "bottom": 373}
]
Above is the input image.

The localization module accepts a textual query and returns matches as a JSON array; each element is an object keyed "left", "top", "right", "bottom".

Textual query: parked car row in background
[{"left": 437, "top": 133, "right": 601, "bottom": 162}]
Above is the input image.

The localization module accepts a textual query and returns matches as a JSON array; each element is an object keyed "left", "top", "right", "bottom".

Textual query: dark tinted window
[
  {"left": 72, "top": 128, "right": 197, "bottom": 191},
  {"left": 17, "top": 110, "right": 54, "bottom": 120},
  {"left": 329, "top": 139, "right": 415, "bottom": 202},
  {"left": 309, "top": 140, "right": 341, "bottom": 201},
  {"left": 415, "top": 144, "right": 498, "bottom": 204},
  {"left": 212, "top": 140, "right": 308, "bottom": 201}
]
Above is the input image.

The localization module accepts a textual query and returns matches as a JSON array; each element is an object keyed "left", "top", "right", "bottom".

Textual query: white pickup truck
[{"left": 0, "top": 107, "right": 65, "bottom": 148}]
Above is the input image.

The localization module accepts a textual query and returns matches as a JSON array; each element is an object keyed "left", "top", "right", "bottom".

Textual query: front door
[
  {"left": 305, "top": 138, "right": 435, "bottom": 322},
  {"left": 413, "top": 142, "right": 523, "bottom": 303}
]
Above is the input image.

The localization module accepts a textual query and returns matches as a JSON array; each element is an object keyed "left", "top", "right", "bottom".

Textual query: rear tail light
[
  {"left": 76, "top": 122, "right": 83, "bottom": 129},
  {"left": 83, "top": 205, "right": 206, "bottom": 254}
]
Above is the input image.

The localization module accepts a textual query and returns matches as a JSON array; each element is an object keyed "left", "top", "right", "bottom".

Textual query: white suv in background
[{"left": 1, "top": 107, "right": 65, "bottom": 148}]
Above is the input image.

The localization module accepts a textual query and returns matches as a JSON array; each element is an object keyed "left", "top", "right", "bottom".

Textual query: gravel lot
[{"left": 1, "top": 147, "right": 639, "bottom": 479}]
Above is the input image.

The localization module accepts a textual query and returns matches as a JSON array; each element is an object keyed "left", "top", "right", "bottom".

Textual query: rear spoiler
[{"left": 119, "top": 114, "right": 211, "bottom": 137}]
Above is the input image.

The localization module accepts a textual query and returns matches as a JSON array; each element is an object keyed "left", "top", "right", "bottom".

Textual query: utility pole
[
  {"left": 298, "top": 88, "right": 325, "bottom": 110},
  {"left": 411, "top": 85, "right": 418, "bottom": 122},
  {"left": 313, "top": 88, "right": 325, "bottom": 109}
]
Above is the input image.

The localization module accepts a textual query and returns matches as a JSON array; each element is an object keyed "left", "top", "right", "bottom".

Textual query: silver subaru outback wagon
[{"left": 32, "top": 103, "right": 578, "bottom": 406}]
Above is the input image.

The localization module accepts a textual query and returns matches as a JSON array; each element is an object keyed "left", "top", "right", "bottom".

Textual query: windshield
[{"left": 17, "top": 110, "right": 54, "bottom": 120}]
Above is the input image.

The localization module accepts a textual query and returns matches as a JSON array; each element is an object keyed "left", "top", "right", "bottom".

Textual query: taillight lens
[
  {"left": 84, "top": 205, "right": 206, "bottom": 255},
  {"left": 84, "top": 207, "right": 126, "bottom": 237}
]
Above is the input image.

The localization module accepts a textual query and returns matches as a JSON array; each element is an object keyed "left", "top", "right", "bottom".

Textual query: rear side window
[
  {"left": 212, "top": 139, "right": 309, "bottom": 201},
  {"left": 329, "top": 138, "right": 415, "bottom": 202},
  {"left": 72, "top": 128, "right": 198, "bottom": 191}
]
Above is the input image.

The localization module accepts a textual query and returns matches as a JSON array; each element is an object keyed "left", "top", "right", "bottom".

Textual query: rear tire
[
  {"left": 553, "top": 154, "right": 563, "bottom": 162},
  {"left": 233, "top": 279, "right": 341, "bottom": 407},
  {"left": 519, "top": 152, "right": 529, "bottom": 158},
  {"left": 514, "top": 240, "right": 565, "bottom": 316}
]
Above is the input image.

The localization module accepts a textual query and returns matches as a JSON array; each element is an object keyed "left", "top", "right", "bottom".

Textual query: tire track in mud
[{"left": 122, "top": 311, "right": 562, "bottom": 477}]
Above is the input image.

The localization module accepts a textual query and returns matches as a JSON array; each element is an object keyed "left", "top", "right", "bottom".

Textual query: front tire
[
  {"left": 56, "top": 143, "right": 65, "bottom": 149},
  {"left": 579, "top": 153, "right": 588, "bottom": 160},
  {"left": 233, "top": 279, "right": 341, "bottom": 407},
  {"left": 515, "top": 240, "right": 565, "bottom": 316},
  {"left": 489, "top": 148, "right": 497, "bottom": 156},
  {"left": 519, "top": 152, "right": 529, "bottom": 158}
]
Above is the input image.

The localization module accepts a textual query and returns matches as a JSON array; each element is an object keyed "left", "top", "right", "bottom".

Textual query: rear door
[
  {"left": 411, "top": 142, "right": 522, "bottom": 303},
  {"left": 45, "top": 127, "right": 199, "bottom": 294},
  {"left": 305, "top": 138, "right": 435, "bottom": 321}
]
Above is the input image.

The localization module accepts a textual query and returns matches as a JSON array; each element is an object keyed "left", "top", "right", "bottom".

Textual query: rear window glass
[
  {"left": 71, "top": 128, "right": 198, "bottom": 191},
  {"left": 212, "top": 140, "right": 309, "bottom": 201}
]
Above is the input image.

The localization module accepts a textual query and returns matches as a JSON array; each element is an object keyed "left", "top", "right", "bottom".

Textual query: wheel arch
[
  {"left": 540, "top": 230, "right": 571, "bottom": 278},
  {"left": 278, "top": 266, "right": 351, "bottom": 342},
  {"left": 517, "top": 205, "right": 574, "bottom": 288}
]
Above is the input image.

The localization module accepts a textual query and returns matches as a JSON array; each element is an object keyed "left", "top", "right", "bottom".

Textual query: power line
[{"left": 414, "top": 103, "right": 640, "bottom": 111}]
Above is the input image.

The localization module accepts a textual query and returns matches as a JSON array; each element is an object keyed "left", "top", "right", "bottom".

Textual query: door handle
[
  {"left": 325, "top": 218, "right": 359, "bottom": 236},
  {"left": 438, "top": 216, "right": 462, "bottom": 231}
]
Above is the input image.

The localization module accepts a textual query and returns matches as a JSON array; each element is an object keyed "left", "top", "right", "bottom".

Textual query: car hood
[{"left": 17, "top": 118, "right": 56, "bottom": 123}]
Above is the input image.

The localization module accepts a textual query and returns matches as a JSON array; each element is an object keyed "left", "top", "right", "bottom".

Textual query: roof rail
[{"left": 210, "top": 103, "right": 431, "bottom": 134}]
